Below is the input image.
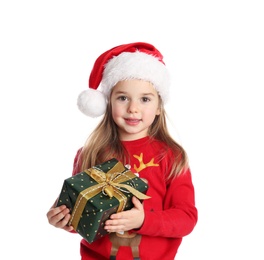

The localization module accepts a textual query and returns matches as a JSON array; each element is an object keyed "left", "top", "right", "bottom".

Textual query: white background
[{"left": 1, "top": 1, "right": 263, "bottom": 259}]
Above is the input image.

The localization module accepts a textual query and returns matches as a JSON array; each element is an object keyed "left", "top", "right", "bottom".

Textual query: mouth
[{"left": 124, "top": 118, "right": 141, "bottom": 125}]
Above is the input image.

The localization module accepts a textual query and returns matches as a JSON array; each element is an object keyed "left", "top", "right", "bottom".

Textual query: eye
[
  {"left": 141, "top": 97, "right": 151, "bottom": 102},
  {"left": 117, "top": 95, "right": 128, "bottom": 101}
]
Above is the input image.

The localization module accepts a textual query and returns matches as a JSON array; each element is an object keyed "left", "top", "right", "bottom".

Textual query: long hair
[{"left": 78, "top": 96, "right": 188, "bottom": 179}]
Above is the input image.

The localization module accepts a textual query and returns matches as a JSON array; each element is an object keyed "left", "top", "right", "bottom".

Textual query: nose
[{"left": 127, "top": 100, "right": 138, "bottom": 113}]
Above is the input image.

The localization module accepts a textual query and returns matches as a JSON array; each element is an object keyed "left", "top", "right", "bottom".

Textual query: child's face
[{"left": 110, "top": 79, "right": 161, "bottom": 141}]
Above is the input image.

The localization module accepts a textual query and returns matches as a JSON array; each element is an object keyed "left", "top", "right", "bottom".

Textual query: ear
[{"left": 156, "top": 107, "right": 161, "bottom": 115}]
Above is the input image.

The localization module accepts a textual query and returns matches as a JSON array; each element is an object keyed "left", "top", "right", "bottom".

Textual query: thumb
[{"left": 132, "top": 196, "right": 143, "bottom": 210}]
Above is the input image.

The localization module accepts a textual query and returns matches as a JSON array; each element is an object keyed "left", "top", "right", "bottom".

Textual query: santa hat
[{"left": 77, "top": 42, "right": 170, "bottom": 117}]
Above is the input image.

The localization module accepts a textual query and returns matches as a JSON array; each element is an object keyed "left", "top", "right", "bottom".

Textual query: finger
[
  {"left": 105, "top": 218, "right": 124, "bottom": 226},
  {"left": 105, "top": 217, "right": 126, "bottom": 227},
  {"left": 48, "top": 207, "right": 71, "bottom": 227},
  {"left": 104, "top": 223, "right": 126, "bottom": 233},
  {"left": 46, "top": 205, "right": 67, "bottom": 219},
  {"left": 55, "top": 213, "right": 71, "bottom": 228},
  {"left": 110, "top": 214, "right": 121, "bottom": 220}
]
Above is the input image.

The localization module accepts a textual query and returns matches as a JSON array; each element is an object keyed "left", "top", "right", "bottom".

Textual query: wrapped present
[{"left": 56, "top": 158, "right": 150, "bottom": 243}]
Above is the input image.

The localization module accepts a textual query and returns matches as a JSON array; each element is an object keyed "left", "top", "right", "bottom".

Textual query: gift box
[{"left": 56, "top": 158, "right": 150, "bottom": 243}]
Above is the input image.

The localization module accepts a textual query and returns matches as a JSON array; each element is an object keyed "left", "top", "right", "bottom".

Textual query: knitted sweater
[{"left": 72, "top": 136, "right": 198, "bottom": 260}]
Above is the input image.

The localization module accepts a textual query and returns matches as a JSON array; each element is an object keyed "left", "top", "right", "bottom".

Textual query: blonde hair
[{"left": 78, "top": 96, "right": 188, "bottom": 179}]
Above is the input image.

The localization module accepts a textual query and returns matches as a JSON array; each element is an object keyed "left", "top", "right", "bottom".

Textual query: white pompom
[{"left": 77, "top": 88, "right": 107, "bottom": 117}]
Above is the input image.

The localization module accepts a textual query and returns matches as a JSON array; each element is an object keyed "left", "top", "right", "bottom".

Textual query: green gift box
[{"left": 56, "top": 158, "right": 150, "bottom": 243}]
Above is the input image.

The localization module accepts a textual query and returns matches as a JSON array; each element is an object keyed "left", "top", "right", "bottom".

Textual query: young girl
[{"left": 47, "top": 42, "right": 198, "bottom": 260}]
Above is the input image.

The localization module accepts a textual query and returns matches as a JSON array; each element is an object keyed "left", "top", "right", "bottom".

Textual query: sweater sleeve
[
  {"left": 136, "top": 168, "right": 198, "bottom": 238},
  {"left": 68, "top": 148, "right": 83, "bottom": 234}
]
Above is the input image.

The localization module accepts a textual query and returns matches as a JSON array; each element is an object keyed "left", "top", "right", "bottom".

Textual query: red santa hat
[{"left": 77, "top": 42, "right": 170, "bottom": 117}]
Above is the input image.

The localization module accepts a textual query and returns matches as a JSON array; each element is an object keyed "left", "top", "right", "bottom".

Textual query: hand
[
  {"left": 104, "top": 196, "right": 145, "bottom": 233},
  {"left": 46, "top": 199, "right": 74, "bottom": 232}
]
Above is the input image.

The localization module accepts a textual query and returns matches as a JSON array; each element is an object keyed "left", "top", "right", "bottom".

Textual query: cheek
[
  {"left": 148, "top": 104, "right": 160, "bottom": 115},
  {"left": 111, "top": 104, "right": 123, "bottom": 120},
  {"left": 144, "top": 108, "right": 159, "bottom": 120}
]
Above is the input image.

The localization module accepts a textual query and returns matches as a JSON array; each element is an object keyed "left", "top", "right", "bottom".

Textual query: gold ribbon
[{"left": 69, "top": 162, "right": 150, "bottom": 229}]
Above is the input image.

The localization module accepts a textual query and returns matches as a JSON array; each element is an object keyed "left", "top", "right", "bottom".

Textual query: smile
[{"left": 124, "top": 118, "right": 141, "bottom": 125}]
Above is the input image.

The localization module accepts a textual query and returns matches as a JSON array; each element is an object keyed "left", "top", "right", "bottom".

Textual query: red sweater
[{"left": 72, "top": 136, "right": 198, "bottom": 260}]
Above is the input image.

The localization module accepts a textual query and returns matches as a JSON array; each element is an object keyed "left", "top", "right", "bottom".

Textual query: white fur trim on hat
[{"left": 101, "top": 51, "right": 170, "bottom": 103}]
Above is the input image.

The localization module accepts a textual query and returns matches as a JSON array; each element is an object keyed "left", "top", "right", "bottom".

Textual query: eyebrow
[{"left": 113, "top": 91, "right": 155, "bottom": 96}]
